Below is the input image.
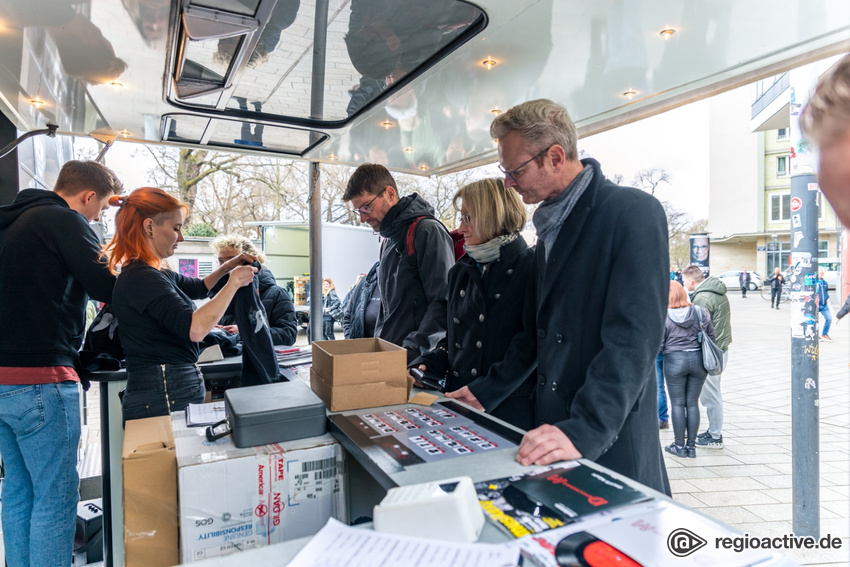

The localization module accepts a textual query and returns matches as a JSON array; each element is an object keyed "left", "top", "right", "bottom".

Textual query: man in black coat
[
  {"left": 491, "top": 99, "right": 671, "bottom": 495},
  {"left": 344, "top": 164, "right": 454, "bottom": 362}
]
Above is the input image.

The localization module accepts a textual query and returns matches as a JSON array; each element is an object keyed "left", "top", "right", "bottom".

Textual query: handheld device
[{"left": 409, "top": 367, "right": 445, "bottom": 391}]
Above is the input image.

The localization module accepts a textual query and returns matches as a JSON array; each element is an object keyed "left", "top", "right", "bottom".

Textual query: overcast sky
[{"left": 578, "top": 99, "right": 711, "bottom": 221}]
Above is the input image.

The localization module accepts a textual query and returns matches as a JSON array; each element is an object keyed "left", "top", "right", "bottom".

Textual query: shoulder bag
[{"left": 694, "top": 306, "right": 724, "bottom": 376}]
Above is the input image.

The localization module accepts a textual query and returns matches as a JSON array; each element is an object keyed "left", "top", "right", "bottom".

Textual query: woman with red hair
[
  {"left": 661, "top": 281, "right": 715, "bottom": 458},
  {"left": 104, "top": 187, "right": 257, "bottom": 421}
]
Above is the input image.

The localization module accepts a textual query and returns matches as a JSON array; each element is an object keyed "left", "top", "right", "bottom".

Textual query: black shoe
[
  {"left": 659, "top": 420, "right": 669, "bottom": 430},
  {"left": 665, "top": 443, "right": 688, "bottom": 458},
  {"left": 696, "top": 430, "right": 711, "bottom": 440},
  {"left": 695, "top": 434, "right": 723, "bottom": 449},
  {"left": 686, "top": 446, "right": 696, "bottom": 458}
]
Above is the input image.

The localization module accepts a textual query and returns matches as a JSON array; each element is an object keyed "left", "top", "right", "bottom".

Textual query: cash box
[{"left": 223, "top": 379, "right": 327, "bottom": 448}]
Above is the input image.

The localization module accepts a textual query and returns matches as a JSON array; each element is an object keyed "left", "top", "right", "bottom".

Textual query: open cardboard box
[{"left": 310, "top": 338, "right": 411, "bottom": 412}]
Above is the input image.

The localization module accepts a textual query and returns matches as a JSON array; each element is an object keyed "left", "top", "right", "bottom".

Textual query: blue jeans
[
  {"left": 123, "top": 363, "right": 205, "bottom": 422},
  {"left": 0, "top": 382, "right": 81, "bottom": 567},
  {"left": 819, "top": 304, "right": 833, "bottom": 336},
  {"left": 657, "top": 353, "right": 668, "bottom": 422}
]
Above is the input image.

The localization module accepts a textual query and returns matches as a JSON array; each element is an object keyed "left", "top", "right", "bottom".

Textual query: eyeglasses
[
  {"left": 498, "top": 145, "right": 552, "bottom": 183},
  {"left": 459, "top": 213, "right": 471, "bottom": 225},
  {"left": 352, "top": 188, "right": 387, "bottom": 215}
]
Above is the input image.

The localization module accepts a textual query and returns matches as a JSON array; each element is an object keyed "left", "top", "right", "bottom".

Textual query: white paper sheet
[
  {"left": 286, "top": 519, "right": 520, "bottom": 567},
  {"left": 185, "top": 401, "right": 226, "bottom": 426}
]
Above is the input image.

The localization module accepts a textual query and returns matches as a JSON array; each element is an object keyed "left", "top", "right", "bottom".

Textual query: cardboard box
[
  {"left": 175, "top": 416, "right": 347, "bottom": 563},
  {"left": 122, "top": 415, "right": 178, "bottom": 567},
  {"left": 310, "top": 338, "right": 410, "bottom": 412}
]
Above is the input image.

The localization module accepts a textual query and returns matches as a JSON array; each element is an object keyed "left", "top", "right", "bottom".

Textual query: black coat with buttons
[
  {"left": 534, "top": 158, "right": 671, "bottom": 496},
  {"left": 411, "top": 236, "right": 538, "bottom": 430}
]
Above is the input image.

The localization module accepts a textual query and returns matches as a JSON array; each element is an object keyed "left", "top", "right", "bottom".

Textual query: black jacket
[
  {"left": 533, "top": 158, "right": 671, "bottom": 495},
  {"left": 377, "top": 194, "right": 454, "bottom": 362},
  {"left": 220, "top": 267, "right": 297, "bottom": 346},
  {"left": 0, "top": 189, "right": 115, "bottom": 368},
  {"left": 322, "top": 289, "right": 342, "bottom": 320},
  {"left": 344, "top": 261, "right": 379, "bottom": 339},
  {"left": 411, "top": 237, "right": 537, "bottom": 430},
  {"left": 837, "top": 293, "right": 850, "bottom": 320}
]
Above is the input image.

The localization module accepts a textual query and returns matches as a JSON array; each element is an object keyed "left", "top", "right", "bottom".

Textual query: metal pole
[
  {"left": 307, "top": 0, "right": 329, "bottom": 342},
  {"left": 788, "top": 65, "right": 819, "bottom": 538}
]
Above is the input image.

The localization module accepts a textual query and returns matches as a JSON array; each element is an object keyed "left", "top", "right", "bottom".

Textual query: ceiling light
[
  {"left": 490, "top": 107, "right": 502, "bottom": 115},
  {"left": 660, "top": 28, "right": 675, "bottom": 40},
  {"left": 381, "top": 120, "right": 394, "bottom": 129},
  {"left": 418, "top": 164, "right": 429, "bottom": 171},
  {"left": 482, "top": 58, "right": 497, "bottom": 70},
  {"left": 30, "top": 98, "right": 44, "bottom": 109},
  {"left": 327, "top": 153, "right": 338, "bottom": 161},
  {"left": 110, "top": 81, "right": 124, "bottom": 89},
  {"left": 623, "top": 89, "right": 636, "bottom": 100},
  {"left": 404, "top": 146, "right": 414, "bottom": 153},
  {"left": 118, "top": 129, "right": 131, "bottom": 138}
]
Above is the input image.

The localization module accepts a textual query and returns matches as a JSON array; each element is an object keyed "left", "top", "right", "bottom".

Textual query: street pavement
[{"left": 660, "top": 287, "right": 850, "bottom": 566}]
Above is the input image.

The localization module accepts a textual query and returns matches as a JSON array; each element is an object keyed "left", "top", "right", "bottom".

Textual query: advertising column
[
  {"left": 689, "top": 233, "right": 710, "bottom": 277},
  {"left": 789, "top": 65, "right": 820, "bottom": 538}
]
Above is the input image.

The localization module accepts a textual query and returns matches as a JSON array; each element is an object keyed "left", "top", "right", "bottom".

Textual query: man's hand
[
  {"left": 516, "top": 424, "right": 582, "bottom": 466},
  {"left": 444, "top": 386, "right": 484, "bottom": 411},
  {"left": 216, "top": 324, "right": 238, "bottom": 334},
  {"left": 406, "top": 364, "right": 427, "bottom": 388}
]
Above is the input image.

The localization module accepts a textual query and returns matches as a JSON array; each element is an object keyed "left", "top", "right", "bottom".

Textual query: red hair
[
  {"left": 668, "top": 281, "right": 691, "bottom": 308},
  {"left": 104, "top": 187, "right": 188, "bottom": 274}
]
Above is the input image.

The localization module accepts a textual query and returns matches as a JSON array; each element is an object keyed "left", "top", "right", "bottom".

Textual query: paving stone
[
  {"left": 686, "top": 476, "right": 772, "bottom": 492},
  {"left": 693, "top": 490, "right": 781, "bottom": 507}
]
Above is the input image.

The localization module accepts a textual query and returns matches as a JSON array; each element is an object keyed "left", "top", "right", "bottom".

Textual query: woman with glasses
[{"left": 408, "top": 178, "right": 537, "bottom": 430}]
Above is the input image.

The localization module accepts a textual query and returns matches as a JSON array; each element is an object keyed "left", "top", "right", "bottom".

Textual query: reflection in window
[{"left": 183, "top": 36, "right": 239, "bottom": 82}]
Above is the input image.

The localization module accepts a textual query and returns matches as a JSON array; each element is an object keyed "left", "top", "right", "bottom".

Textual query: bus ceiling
[{"left": 0, "top": 0, "right": 848, "bottom": 175}]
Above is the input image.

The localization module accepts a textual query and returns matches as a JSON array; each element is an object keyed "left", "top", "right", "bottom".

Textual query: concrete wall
[{"left": 708, "top": 86, "right": 759, "bottom": 239}]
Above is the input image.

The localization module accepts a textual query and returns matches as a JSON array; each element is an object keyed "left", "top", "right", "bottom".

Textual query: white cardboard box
[{"left": 173, "top": 413, "right": 346, "bottom": 563}]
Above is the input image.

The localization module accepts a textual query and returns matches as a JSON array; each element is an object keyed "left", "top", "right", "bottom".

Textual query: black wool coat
[
  {"left": 411, "top": 236, "right": 537, "bottom": 430},
  {"left": 534, "top": 158, "right": 671, "bottom": 495}
]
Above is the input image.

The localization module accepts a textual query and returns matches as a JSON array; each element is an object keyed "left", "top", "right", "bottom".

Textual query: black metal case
[{"left": 224, "top": 380, "right": 327, "bottom": 448}]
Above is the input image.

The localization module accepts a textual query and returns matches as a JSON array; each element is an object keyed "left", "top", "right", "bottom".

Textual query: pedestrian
[
  {"left": 0, "top": 160, "right": 122, "bottom": 566},
  {"left": 343, "top": 164, "right": 454, "bottom": 362},
  {"left": 816, "top": 268, "right": 832, "bottom": 341},
  {"left": 321, "top": 278, "right": 341, "bottom": 340},
  {"left": 682, "top": 265, "right": 731, "bottom": 449},
  {"left": 657, "top": 351, "right": 669, "bottom": 429},
  {"left": 408, "top": 178, "right": 537, "bottom": 430},
  {"left": 210, "top": 234, "right": 298, "bottom": 346},
  {"left": 739, "top": 269, "right": 750, "bottom": 298},
  {"left": 343, "top": 261, "right": 380, "bottom": 339},
  {"left": 491, "top": 99, "right": 671, "bottom": 494},
  {"left": 106, "top": 188, "right": 258, "bottom": 421},
  {"left": 662, "top": 281, "right": 715, "bottom": 458},
  {"left": 766, "top": 267, "right": 785, "bottom": 309}
]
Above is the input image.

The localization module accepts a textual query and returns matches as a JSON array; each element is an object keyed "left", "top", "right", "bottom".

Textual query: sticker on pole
[{"left": 790, "top": 197, "right": 803, "bottom": 212}]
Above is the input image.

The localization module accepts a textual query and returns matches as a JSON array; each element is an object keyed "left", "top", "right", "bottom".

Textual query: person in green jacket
[{"left": 682, "top": 265, "right": 732, "bottom": 449}]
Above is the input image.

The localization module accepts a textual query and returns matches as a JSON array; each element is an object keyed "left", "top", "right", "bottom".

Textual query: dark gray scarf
[{"left": 532, "top": 165, "right": 593, "bottom": 261}]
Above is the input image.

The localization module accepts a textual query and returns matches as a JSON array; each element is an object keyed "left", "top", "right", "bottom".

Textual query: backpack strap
[{"left": 405, "top": 216, "right": 426, "bottom": 258}]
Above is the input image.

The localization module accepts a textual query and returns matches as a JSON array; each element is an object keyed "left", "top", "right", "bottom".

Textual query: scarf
[
  {"left": 464, "top": 232, "right": 519, "bottom": 264},
  {"left": 532, "top": 165, "right": 593, "bottom": 261}
]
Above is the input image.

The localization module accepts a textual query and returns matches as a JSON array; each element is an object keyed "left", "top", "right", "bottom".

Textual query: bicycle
[{"left": 761, "top": 283, "right": 790, "bottom": 303}]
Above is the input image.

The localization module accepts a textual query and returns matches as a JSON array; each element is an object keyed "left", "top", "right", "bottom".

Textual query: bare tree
[
  {"left": 610, "top": 173, "right": 624, "bottom": 185},
  {"left": 632, "top": 168, "right": 671, "bottom": 196}
]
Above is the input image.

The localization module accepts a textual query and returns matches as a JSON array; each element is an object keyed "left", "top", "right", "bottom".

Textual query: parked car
[{"left": 717, "top": 270, "right": 762, "bottom": 291}]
